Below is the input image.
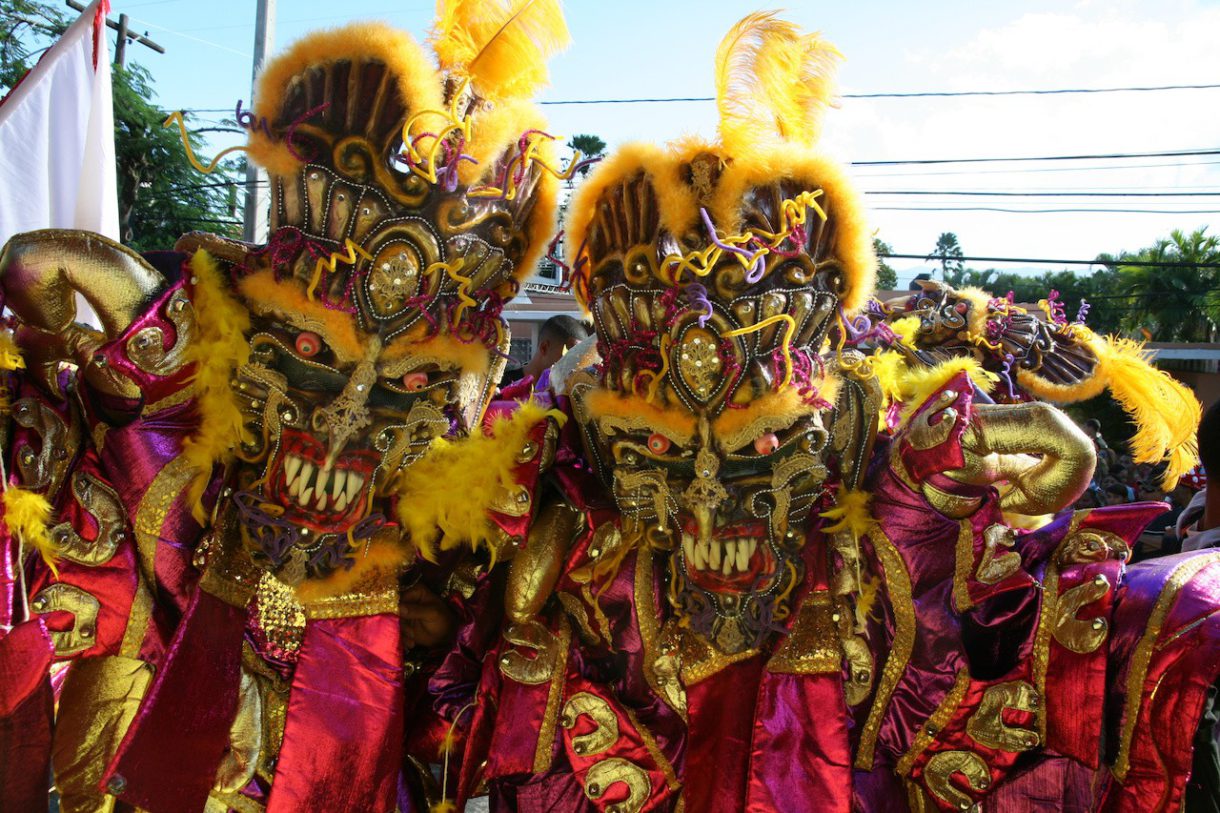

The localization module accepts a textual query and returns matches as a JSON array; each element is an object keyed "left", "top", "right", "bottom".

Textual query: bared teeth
[
  {"left": 682, "top": 533, "right": 695, "bottom": 569},
  {"left": 314, "top": 489, "right": 327, "bottom": 512},
  {"left": 299, "top": 462, "right": 314, "bottom": 495},
  {"left": 331, "top": 470, "right": 347, "bottom": 501},
  {"left": 709, "top": 540, "right": 722, "bottom": 571},
  {"left": 694, "top": 540, "right": 709, "bottom": 570},
  {"left": 725, "top": 541, "right": 737, "bottom": 572},
  {"left": 736, "top": 539, "right": 750, "bottom": 571},
  {"left": 334, "top": 491, "right": 349, "bottom": 513},
  {"left": 345, "top": 473, "right": 364, "bottom": 504},
  {"left": 314, "top": 467, "right": 330, "bottom": 502},
  {"left": 284, "top": 455, "right": 302, "bottom": 488},
  {"left": 298, "top": 485, "right": 313, "bottom": 507}
]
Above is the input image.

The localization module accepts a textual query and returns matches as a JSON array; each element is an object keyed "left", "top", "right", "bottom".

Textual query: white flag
[{"left": 0, "top": 0, "right": 118, "bottom": 247}]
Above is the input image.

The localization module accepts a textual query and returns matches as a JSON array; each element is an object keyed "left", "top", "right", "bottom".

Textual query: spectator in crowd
[
  {"left": 1178, "top": 399, "right": 1220, "bottom": 552},
  {"left": 500, "top": 315, "right": 591, "bottom": 391}
]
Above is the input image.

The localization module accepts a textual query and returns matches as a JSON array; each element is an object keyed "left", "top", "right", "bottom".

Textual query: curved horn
[{"left": 1, "top": 229, "right": 166, "bottom": 337}]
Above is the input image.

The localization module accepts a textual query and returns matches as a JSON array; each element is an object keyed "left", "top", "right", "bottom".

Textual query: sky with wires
[{"left": 105, "top": 0, "right": 1220, "bottom": 285}]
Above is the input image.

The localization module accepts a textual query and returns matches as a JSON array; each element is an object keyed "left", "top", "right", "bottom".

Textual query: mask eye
[
  {"left": 647, "top": 433, "right": 672, "bottom": 455},
  {"left": 294, "top": 331, "right": 323, "bottom": 358},
  {"left": 753, "top": 432, "right": 780, "bottom": 455},
  {"left": 402, "top": 372, "right": 428, "bottom": 392}
]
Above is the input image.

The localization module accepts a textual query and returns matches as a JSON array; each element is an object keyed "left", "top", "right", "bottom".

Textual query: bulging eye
[
  {"left": 295, "top": 332, "right": 323, "bottom": 357},
  {"left": 647, "top": 433, "right": 672, "bottom": 454},
  {"left": 402, "top": 372, "right": 428, "bottom": 392},
  {"left": 754, "top": 432, "right": 780, "bottom": 455}
]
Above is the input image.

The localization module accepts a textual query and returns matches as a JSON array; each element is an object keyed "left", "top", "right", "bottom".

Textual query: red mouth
[
  {"left": 680, "top": 519, "right": 779, "bottom": 592},
  {"left": 267, "top": 429, "right": 380, "bottom": 531}
]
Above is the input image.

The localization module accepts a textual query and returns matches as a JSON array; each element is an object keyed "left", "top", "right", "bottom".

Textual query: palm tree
[
  {"left": 566, "top": 134, "right": 606, "bottom": 178},
  {"left": 1120, "top": 227, "right": 1220, "bottom": 342},
  {"left": 928, "top": 232, "right": 964, "bottom": 281}
]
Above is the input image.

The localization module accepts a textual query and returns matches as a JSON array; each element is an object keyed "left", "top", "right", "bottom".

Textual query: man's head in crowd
[
  {"left": 1198, "top": 398, "right": 1220, "bottom": 478},
  {"left": 524, "top": 315, "right": 591, "bottom": 379}
]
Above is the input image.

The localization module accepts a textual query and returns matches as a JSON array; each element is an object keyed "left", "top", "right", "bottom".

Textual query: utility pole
[
  {"left": 66, "top": 1, "right": 164, "bottom": 67},
  {"left": 242, "top": 0, "right": 275, "bottom": 243}
]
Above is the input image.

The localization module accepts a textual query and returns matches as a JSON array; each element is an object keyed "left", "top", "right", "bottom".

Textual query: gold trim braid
[
  {"left": 1113, "top": 551, "right": 1220, "bottom": 780},
  {"left": 896, "top": 668, "right": 971, "bottom": 777},
  {"left": 856, "top": 523, "right": 916, "bottom": 770}
]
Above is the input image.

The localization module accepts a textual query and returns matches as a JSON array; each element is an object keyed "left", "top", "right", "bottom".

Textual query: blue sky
[{"left": 106, "top": 0, "right": 1220, "bottom": 283}]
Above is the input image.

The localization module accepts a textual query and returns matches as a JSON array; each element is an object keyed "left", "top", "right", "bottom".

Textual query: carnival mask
[{"left": 565, "top": 148, "right": 875, "bottom": 654}]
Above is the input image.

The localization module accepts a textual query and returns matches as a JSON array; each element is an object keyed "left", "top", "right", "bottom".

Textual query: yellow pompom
[
  {"left": 3, "top": 486, "right": 58, "bottom": 575},
  {"left": 821, "top": 489, "right": 872, "bottom": 539},
  {"left": 181, "top": 251, "right": 252, "bottom": 523},
  {"left": 396, "top": 401, "right": 562, "bottom": 563}
]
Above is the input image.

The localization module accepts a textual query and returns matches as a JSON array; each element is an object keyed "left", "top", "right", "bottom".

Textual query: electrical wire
[
  {"left": 883, "top": 254, "right": 1220, "bottom": 268},
  {"left": 866, "top": 190, "right": 1220, "bottom": 197},
  {"left": 531, "top": 83, "right": 1220, "bottom": 105},
  {"left": 873, "top": 207, "right": 1219, "bottom": 215}
]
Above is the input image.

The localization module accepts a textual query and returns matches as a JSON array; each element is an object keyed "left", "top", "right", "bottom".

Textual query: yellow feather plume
[
  {"left": 715, "top": 11, "right": 842, "bottom": 155},
  {"left": 895, "top": 356, "right": 996, "bottom": 424},
  {"left": 0, "top": 331, "right": 24, "bottom": 372},
  {"left": 0, "top": 329, "right": 24, "bottom": 413},
  {"left": 1015, "top": 332, "right": 1201, "bottom": 490},
  {"left": 181, "top": 252, "right": 252, "bottom": 523},
  {"left": 1094, "top": 337, "right": 1199, "bottom": 489},
  {"left": 396, "top": 401, "right": 561, "bottom": 562},
  {"left": 821, "top": 488, "right": 872, "bottom": 538},
  {"left": 3, "top": 486, "right": 58, "bottom": 575},
  {"left": 430, "top": 0, "right": 570, "bottom": 100}
]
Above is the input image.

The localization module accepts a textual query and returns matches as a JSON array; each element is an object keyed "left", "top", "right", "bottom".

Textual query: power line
[
  {"left": 534, "top": 83, "right": 1220, "bottom": 105},
  {"left": 855, "top": 158, "right": 1220, "bottom": 178},
  {"left": 873, "top": 206, "right": 1215, "bottom": 212},
  {"left": 854, "top": 149, "right": 1220, "bottom": 167},
  {"left": 884, "top": 254, "right": 1220, "bottom": 268},
  {"left": 866, "top": 190, "right": 1220, "bottom": 197}
]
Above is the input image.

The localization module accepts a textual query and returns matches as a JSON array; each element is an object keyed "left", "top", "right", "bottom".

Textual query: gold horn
[{"left": 1, "top": 229, "right": 167, "bottom": 398}]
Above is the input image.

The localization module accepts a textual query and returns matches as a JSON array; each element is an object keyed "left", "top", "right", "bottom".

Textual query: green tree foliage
[
  {"left": 112, "top": 65, "right": 241, "bottom": 250},
  {"left": 0, "top": 0, "right": 240, "bottom": 251},
  {"left": 1116, "top": 227, "right": 1220, "bottom": 342},
  {"left": 929, "top": 232, "right": 964, "bottom": 279},
  {"left": 873, "top": 237, "right": 897, "bottom": 290},
  {"left": 567, "top": 133, "right": 606, "bottom": 177}
]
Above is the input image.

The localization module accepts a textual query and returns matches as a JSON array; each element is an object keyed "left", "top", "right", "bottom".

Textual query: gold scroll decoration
[
  {"left": 561, "top": 692, "right": 620, "bottom": 757},
  {"left": 966, "top": 680, "right": 1040, "bottom": 752},
  {"left": 976, "top": 524, "right": 1021, "bottom": 585},
  {"left": 31, "top": 583, "right": 100, "bottom": 657},
  {"left": 583, "top": 757, "right": 650, "bottom": 813},
  {"left": 499, "top": 620, "right": 562, "bottom": 685},
  {"left": 52, "top": 472, "right": 128, "bottom": 567},
  {"left": 923, "top": 750, "right": 991, "bottom": 811},
  {"left": 1052, "top": 573, "right": 1111, "bottom": 654}
]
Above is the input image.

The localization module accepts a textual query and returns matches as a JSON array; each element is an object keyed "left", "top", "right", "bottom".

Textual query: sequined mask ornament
[
  {"left": 566, "top": 153, "right": 874, "bottom": 654},
  {"left": 182, "top": 22, "right": 567, "bottom": 581}
]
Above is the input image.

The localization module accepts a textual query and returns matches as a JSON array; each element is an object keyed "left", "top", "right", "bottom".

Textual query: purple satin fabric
[
  {"left": 267, "top": 614, "right": 404, "bottom": 813},
  {"left": 104, "top": 588, "right": 244, "bottom": 813},
  {"left": 747, "top": 672, "right": 852, "bottom": 812},
  {"left": 865, "top": 466, "right": 971, "bottom": 767}
]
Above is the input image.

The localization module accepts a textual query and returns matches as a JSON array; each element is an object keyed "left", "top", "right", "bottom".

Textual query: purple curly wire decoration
[
  {"left": 233, "top": 490, "right": 307, "bottom": 568},
  {"left": 838, "top": 305, "right": 873, "bottom": 342},
  {"left": 305, "top": 514, "right": 387, "bottom": 577},
  {"left": 1044, "top": 289, "right": 1068, "bottom": 326},
  {"left": 699, "top": 208, "right": 765, "bottom": 283},
  {"left": 683, "top": 282, "right": 714, "bottom": 327},
  {"left": 1075, "top": 298, "right": 1091, "bottom": 325},
  {"left": 999, "top": 353, "right": 1019, "bottom": 401}
]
